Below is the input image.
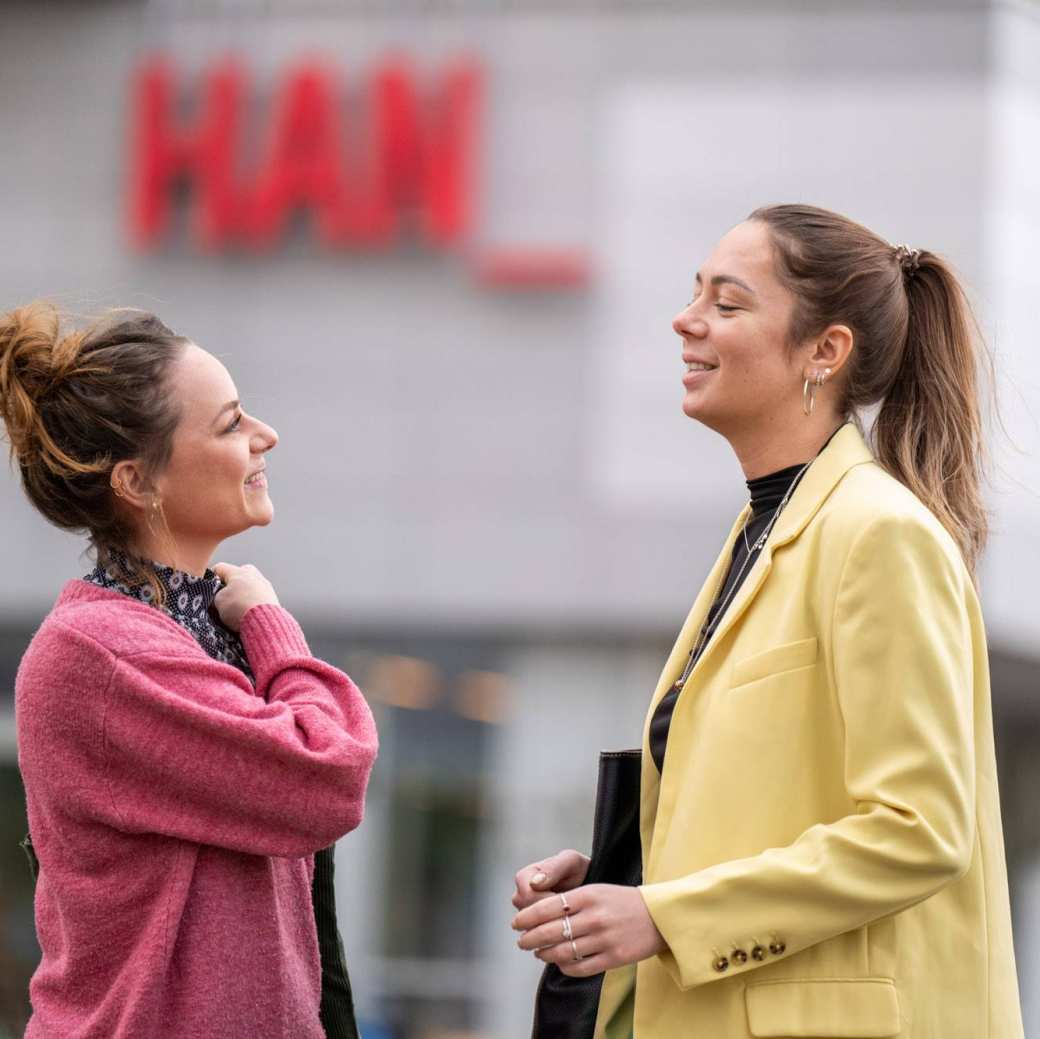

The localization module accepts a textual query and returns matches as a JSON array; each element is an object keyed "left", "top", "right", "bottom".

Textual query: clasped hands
[{"left": 511, "top": 849, "right": 666, "bottom": 977}]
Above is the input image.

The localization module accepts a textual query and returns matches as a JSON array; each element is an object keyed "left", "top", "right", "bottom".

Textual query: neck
[
  {"left": 131, "top": 533, "right": 217, "bottom": 579},
  {"left": 729, "top": 413, "right": 848, "bottom": 481}
]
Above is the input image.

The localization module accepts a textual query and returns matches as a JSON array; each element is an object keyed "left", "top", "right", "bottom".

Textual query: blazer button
[
  {"left": 769, "top": 940, "right": 786, "bottom": 956},
  {"left": 731, "top": 948, "right": 748, "bottom": 965},
  {"left": 712, "top": 955, "right": 730, "bottom": 973},
  {"left": 751, "top": 945, "right": 766, "bottom": 961}
]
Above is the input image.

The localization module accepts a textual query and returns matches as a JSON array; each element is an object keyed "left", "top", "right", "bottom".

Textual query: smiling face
[
  {"left": 149, "top": 344, "right": 278, "bottom": 561},
  {"left": 674, "top": 220, "right": 813, "bottom": 439}
]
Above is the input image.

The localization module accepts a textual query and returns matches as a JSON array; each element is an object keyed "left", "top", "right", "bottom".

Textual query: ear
[
  {"left": 804, "top": 324, "right": 854, "bottom": 381},
  {"left": 110, "top": 459, "right": 156, "bottom": 512},
  {"left": 802, "top": 322, "right": 852, "bottom": 384}
]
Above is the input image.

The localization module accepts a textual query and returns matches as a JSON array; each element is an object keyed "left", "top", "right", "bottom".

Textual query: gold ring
[
  {"left": 558, "top": 892, "right": 571, "bottom": 914},
  {"left": 570, "top": 938, "right": 582, "bottom": 962},
  {"left": 562, "top": 915, "right": 573, "bottom": 941}
]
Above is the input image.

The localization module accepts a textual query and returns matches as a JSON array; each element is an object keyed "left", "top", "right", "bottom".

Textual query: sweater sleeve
[
  {"left": 638, "top": 514, "right": 976, "bottom": 989},
  {"left": 94, "top": 604, "right": 378, "bottom": 857}
]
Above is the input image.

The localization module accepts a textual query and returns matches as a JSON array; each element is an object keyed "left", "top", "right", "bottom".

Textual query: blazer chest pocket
[
  {"left": 730, "top": 636, "right": 818, "bottom": 689},
  {"left": 746, "top": 978, "right": 901, "bottom": 1037}
]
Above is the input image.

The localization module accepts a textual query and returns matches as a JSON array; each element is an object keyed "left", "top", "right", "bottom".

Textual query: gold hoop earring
[
  {"left": 803, "top": 369, "right": 829, "bottom": 417},
  {"left": 803, "top": 376, "right": 816, "bottom": 416}
]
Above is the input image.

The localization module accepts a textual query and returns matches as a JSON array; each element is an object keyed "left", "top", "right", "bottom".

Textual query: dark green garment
[{"left": 313, "top": 845, "right": 360, "bottom": 1039}]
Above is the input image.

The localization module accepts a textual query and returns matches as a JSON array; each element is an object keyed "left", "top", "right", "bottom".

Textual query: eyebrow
[
  {"left": 213, "top": 400, "right": 240, "bottom": 425},
  {"left": 695, "top": 272, "right": 757, "bottom": 296}
]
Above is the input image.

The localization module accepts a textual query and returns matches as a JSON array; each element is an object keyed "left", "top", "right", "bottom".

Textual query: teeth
[{"left": 686, "top": 362, "right": 717, "bottom": 372}]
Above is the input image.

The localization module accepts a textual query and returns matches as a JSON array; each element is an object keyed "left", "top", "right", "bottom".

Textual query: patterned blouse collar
[{"left": 84, "top": 553, "right": 253, "bottom": 679}]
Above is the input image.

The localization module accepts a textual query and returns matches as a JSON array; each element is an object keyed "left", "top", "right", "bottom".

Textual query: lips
[
  {"left": 682, "top": 359, "right": 718, "bottom": 389},
  {"left": 683, "top": 356, "right": 718, "bottom": 371},
  {"left": 244, "top": 469, "right": 267, "bottom": 488}
]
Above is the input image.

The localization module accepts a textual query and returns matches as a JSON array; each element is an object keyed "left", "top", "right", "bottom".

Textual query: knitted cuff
[{"left": 239, "top": 604, "right": 311, "bottom": 673}]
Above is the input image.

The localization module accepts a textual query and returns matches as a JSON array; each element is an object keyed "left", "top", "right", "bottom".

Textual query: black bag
[{"left": 530, "top": 749, "right": 642, "bottom": 1039}]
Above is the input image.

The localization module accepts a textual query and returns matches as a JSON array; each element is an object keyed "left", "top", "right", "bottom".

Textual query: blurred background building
[{"left": 1, "top": 0, "right": 1038, "bottom": 1036}]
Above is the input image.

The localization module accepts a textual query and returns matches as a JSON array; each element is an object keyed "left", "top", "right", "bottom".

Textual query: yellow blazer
[{"left": 594, "top": 422, "right": 1023, "bottom": 1038}]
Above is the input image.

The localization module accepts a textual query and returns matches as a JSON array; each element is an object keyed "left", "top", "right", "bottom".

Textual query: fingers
[
  {"left": 537, "top": 848, "right": 585, "bottom": 890},
  {"left": 512, "top": 881, "right": 617, "bottom": 977},
  {"left": 212, "top": 562, "right": 235, "bottom": 582},
  {"left": 546, "top": 947, "right": 611, "bottom": 979},
  {"left": 512, "top": 887, "right": 582, "bottom": 933},
  {"left": 212, "top": 562, "right": 257, "bottom": 580},
  {"left": 511, "top": 861, "right": 551, "bottom": 909},
  {"left": 511, "top": 849, "right": 587, "bottom": 909},
  {"left": 517, "top": 904, "right": 595, "bottom": 952},
  {"left": 511, "top": 889, "right": 547, "bottom": 911},
  {"left": 532, "top": 934, "right": 609, "bottom": 978}
]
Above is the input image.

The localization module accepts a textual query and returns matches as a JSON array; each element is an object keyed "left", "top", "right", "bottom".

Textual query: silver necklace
[{"left": 672, "top": 456, "right": 814, "bottom": 693}]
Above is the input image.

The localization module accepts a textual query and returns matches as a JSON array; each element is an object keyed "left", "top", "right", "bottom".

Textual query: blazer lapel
[
  {"left": 644, "top": 503, "right": 752, "bottom": 720},
  {"left": 673, "top": 421, "right": 876, "bottom": 692},
  {"left": 640, "top": 503, "right": 752, "bottom": 847}
]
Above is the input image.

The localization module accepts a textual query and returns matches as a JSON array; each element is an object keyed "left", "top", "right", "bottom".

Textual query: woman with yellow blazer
[{"left": 512, "top": 204, "right": 1024, "bottom": 1037}]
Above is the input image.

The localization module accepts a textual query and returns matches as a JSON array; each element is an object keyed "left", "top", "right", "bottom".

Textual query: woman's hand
[
  {"left": 512, "top": 849, "right": 591, "bottom": 911},
  {"left": 513, "top": 884, "right": 666, "bottom": 977},
  {"left": 212, "top": 562, "right": 280, "bottom": 631}
]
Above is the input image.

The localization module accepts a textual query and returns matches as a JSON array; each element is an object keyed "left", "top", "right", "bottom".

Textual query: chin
[
  {"left": 681, "top": 394, "right": 724, "bottom": 434},
  {"left": 681, "top": 392, "right": 707, "bottom": 421}
]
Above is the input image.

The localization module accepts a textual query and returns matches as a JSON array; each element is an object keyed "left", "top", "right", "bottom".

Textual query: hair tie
[{"left": 893, "top": 243, "right": 922, "bottom": 279}]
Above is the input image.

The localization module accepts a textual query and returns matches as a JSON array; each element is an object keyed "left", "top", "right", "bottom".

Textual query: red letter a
[
  {"left": 247, "top": 63, "right": 347, "bottom": 247},
  {"left": 128, "top": 56, "right": 244, "bottom": 249}
]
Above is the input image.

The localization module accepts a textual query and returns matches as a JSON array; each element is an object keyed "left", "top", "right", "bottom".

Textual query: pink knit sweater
[{"left": 16, "top": 580, "right": 379, "bottom": 1038}]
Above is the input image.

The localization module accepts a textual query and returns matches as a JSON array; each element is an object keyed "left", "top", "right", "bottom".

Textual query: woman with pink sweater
[{"left": 0, "top": 303, "right": 379, "bottom": 1038}]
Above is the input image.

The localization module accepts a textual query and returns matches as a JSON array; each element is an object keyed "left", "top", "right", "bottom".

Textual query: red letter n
[{"left": 351, "top": 58, "right": 481, "bottom": 247}]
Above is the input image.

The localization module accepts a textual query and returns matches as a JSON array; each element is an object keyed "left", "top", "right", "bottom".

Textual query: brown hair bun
[{"left": 0, "top": 302, "right": 101, "bottom": 476}]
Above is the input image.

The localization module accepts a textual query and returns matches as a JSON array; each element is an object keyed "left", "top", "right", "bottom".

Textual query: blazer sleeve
[
  {"left": 92, "top": 604, "right": 379, "bottom": 858},
  {"left": 638, "top": 513, "right": 977, "bottom": 990}
]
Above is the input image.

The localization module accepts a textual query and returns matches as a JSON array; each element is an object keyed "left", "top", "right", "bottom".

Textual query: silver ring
[
  {"left": 558, "top": 892, "right": 571, "bottom": 914},
  {"left": 562, "top": 915, "right": 573, "bottom": 941},
  {"left": 570, "top": 938, "right": 583, "bottom": 962}
]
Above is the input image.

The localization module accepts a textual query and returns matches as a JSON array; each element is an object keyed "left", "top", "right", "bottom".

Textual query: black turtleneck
[{"left": 648, "top": 422, "right": 848, "bottom": 773}]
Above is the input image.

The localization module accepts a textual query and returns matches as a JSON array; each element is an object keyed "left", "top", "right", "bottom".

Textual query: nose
[
  {"left": 252, "top": 421, "right": 279, "bottom": 454},
  {"left": 673, "top": 303, "right": 708, "bottom": 339}
]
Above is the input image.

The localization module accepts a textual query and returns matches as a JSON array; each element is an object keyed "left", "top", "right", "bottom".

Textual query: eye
[
  {"left": 716, "top": 304, "right": 739, "bottom": 314},
  {"left": 226, "top": 412, "right": 243, "bottom": 433}
]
